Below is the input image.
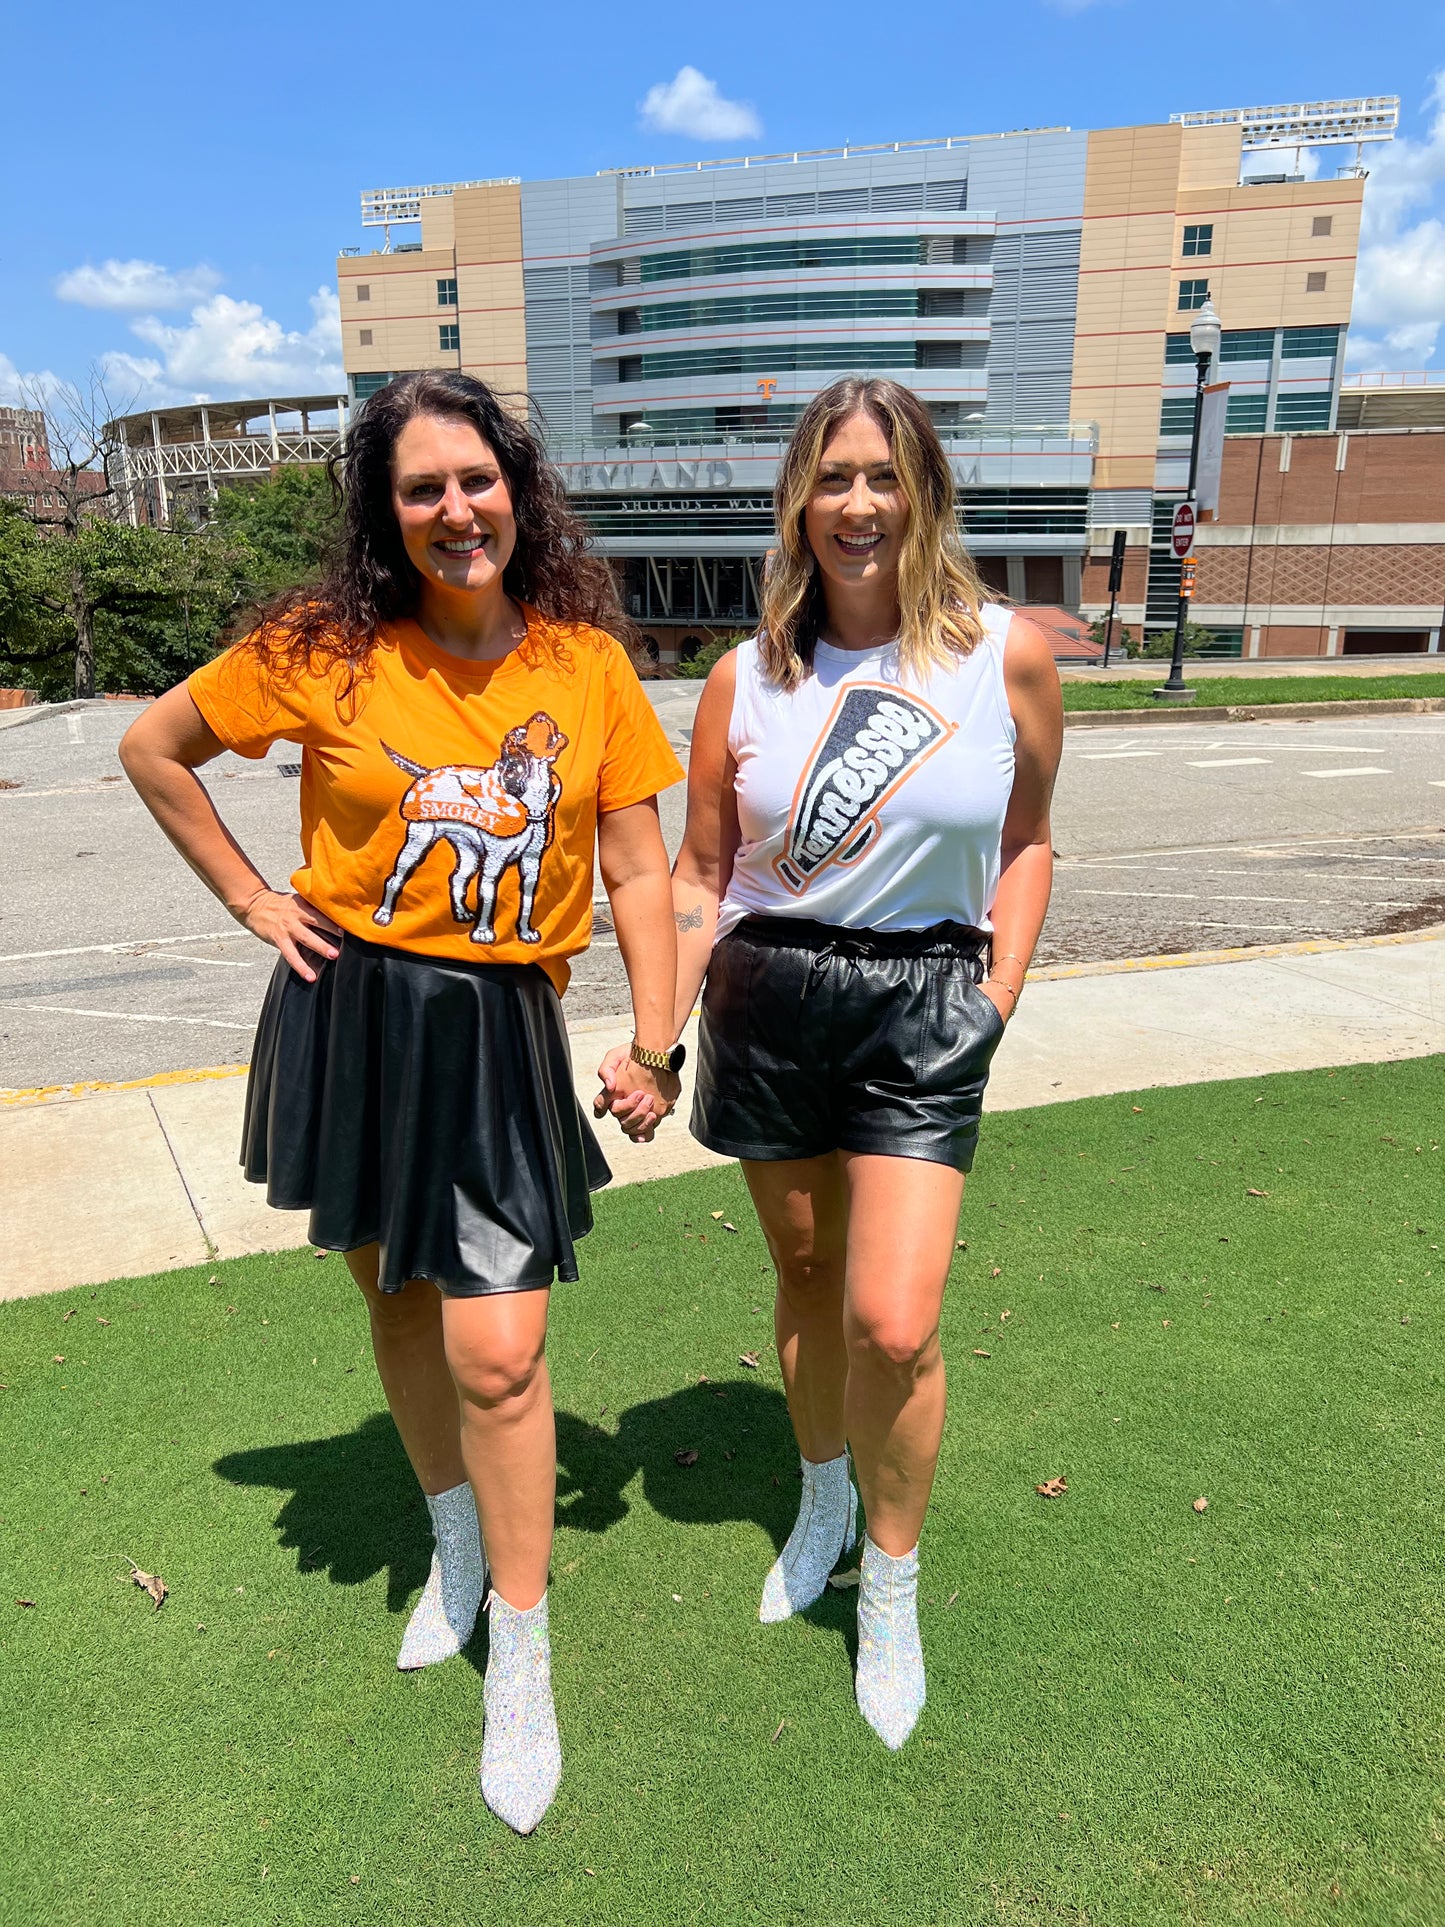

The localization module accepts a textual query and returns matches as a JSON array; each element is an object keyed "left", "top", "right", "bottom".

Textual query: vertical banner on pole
[{"left": 1194, "top": 382, "right": 1230, "bottom": 515}]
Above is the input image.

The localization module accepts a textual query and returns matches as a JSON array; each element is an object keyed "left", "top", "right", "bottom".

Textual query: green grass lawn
[
  {"left": 3, "top": 1059, "right": 1442, "bottom": 1926},
  {"left": 1061, "top": 673, "right": 1445, "bottom": 712}
]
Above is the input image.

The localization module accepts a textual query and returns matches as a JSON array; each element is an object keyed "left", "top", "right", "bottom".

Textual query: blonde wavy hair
[{"left": 758, "top": 377, "right": 989, "bottom": 690}]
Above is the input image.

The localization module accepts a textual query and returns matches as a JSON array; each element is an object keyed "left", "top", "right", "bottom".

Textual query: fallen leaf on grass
[
  {"left": 973, "top": 1349, "right": 992, "bottom": 1359},
  {"left": 1035, "top": 1477, "right": 1068, "bottom": 1499},
  {"left": 16, "top": 1598, "right": 36, "bottom": 1608},
  {"left": 125, "top": 1560, "right": 167, "bottom": 1609},
  {"left": 52, "top": 1356, "right": 64, "bottom": 1365},
  {"left": 62, "top": 1310, "right": 74, "bottom": 1323},
  {"left": 1246, "top": 1188, "right": 1270, "bottom": 1199},
  {"left": 771, "top": 1719, "right": 786, "bottom": 1742},
  {"left": 1192, "top": 1497, "right": 1209, "bottom": 1513},
  {"left": 945, "top": 1590, "right": 959, "bottom": 1608},
  {"left": 720, "top": 1222, "right": 738, "bottom": 1234},
  {"left": 710, "top": 1211, "right": 724, "bottom": 1220},
  {"left": 999, "top": 1309, "right": 1012, "bottom": 1322},
  {"left": 955, "top": 1239, "right": 968, "bottom": 1251},
  {"left": 673, "top": 1448, "right": 699, "bottom": 1468},
  {"left": 96, "top": 1317, "right": 110, "bottom": 1326},
  {"left": 313, "top": 1249, "right": 329, "bottom": 1260},
  {"left": 1132, "top": 1106, "right": 1143, "bottom": 1114},
  {"left": 990, "top": 1266, "right": 1002, "bottom": 1279},
  {"left": 827, "top": 1569, "right": 861, "bottom": 1590},
  {"left": 739, "top": 1350, "right": 761, "bottom": 1370}
]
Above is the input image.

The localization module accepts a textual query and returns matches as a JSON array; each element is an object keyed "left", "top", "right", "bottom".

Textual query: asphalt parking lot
[{"left": 1, "top": 699, "right": 1442, "bottom": 1091}]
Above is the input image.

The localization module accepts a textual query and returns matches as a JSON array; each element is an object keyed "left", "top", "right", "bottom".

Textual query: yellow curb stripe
[
  {"left": 1, "top": 1061, "right": 249, "bottom": 1108},
  {"left": 5, "top": 924, "right": 1443, "bottom": 1107},
  {"left": 1026, "top": 922, "right": 1445, "bottom": 982}
]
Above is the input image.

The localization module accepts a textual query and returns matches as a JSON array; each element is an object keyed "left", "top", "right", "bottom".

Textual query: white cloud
[
  {"left": 0, "top": 350, "right": 64, "bottom": 408},
  {"left": 1349, "top": 73, "right": 1445, "bottom": 371},
  {"left": 1241, "top": 145, "right": 1322, "bottom": 181},
  {"left": 639, "top": 66, "right": 760, "bottom": 142},
  {"left": 114, "top": 286, "right": 344, "bottom": 401},
  {"left": 55, "top": 258, "right": 223, "bottom": 311}
]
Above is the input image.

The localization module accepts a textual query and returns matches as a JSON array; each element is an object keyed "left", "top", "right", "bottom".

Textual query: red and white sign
[{"left": 1171, "top": 502, "right": 1197, "bottom": 559}]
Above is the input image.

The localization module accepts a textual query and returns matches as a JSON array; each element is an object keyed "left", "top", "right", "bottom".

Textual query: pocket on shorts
[{"left": 698, "top": 933, "right": 756, "bottom": 1084}]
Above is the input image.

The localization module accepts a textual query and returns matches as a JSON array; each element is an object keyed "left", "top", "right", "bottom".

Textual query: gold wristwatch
[{"left": 630, "top": 1039, "right": 687, "bottom": 1074}]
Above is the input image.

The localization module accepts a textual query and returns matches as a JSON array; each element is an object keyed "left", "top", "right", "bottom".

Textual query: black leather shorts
[{"left": 690, "top": 916, "right": 1006, "bottom": 1171}]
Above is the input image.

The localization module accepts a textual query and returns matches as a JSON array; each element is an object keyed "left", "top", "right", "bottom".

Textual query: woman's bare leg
[
  {"left": 345, "top": 1245, "right": 466, "bottom": 1495},
  {"left": 442, "top": 1288, "right": 555, "bottom": 1612},
  {"left": 838, "top": 1153, "right": 963, "bottom": 1554},
  {"left": 741, "top": 1154, "right": 850, "bottom": 1462}
]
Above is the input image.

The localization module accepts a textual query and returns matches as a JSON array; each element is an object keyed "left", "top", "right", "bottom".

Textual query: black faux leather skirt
[
  {"left": 241, "top": 933, "right": 611, "bottom": 1295},
  {"left": 691, "top": 916, "right": 1004, "bottom": 1172}
]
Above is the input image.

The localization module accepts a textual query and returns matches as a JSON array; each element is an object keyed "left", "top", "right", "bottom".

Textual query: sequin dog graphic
[
  {"left": 374, "top": 714, "right": 568, "bottom": 943},
  {"left": 773, "top": 685, "right": 956, "bottom": 894}
]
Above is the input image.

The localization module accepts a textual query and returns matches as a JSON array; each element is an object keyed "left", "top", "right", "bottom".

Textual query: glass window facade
[
  {"left": 637, "top": 237, "right": 930, "bottom": 284},
  {"left": 1182, "top": 224, "right": 1213, "bottom": 257},
  {"left": 631, "top": 289, "right": 921, "bottom": 332},
  {"left": 1160, "top": 397, "right": 1197, "bottom": 436},
  {"left": 623, "top": 340, "right": 927, "bottom": 381},
  {"left": 1220, "top": 329, "right": 1276, "bottom": 363},
  {"left": 1167, "top": 329, "right": 1278, "bottom": 364},
  {"left": 1281, "top": 325, "right": 1340, "bottom": 359},
  {"left": 1224, "top": 394, "right": 1268, "bottom": 433},
  {"left": 1273, "top": 391, "right": 1332, "bottom": 431},
  {"left": 1177, "top": 279, "right": 1210, "bottom": 311},
  {"left": 437, "top": 277, "right": 458, "bottom": 306},
  {"left": 439, "top": 323, "right": 460, "bottom": 352}
]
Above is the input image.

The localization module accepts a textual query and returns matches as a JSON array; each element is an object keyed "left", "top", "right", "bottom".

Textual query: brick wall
[
  {"left": 1200, "top": 543, "right": 1445, "bottom": 607},
  {"left": 1081, "top": 546, "right": 1149, "bottom": 608},
  {"left": 1215, "top": 429, "right": 1445, "bottom": 528}
]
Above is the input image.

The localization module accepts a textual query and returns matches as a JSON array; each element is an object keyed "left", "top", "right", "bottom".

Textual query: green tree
[
  {"left": 676, "top": 633, "right": 746, "bottom": 680},
  {"left": 211, "top": 465, "right": 339, "bottom": 602}
]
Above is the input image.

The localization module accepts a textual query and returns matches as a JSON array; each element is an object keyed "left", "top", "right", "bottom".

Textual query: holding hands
[{"left": 592, "top": 1044, "right": 682, "bottom": 1144}]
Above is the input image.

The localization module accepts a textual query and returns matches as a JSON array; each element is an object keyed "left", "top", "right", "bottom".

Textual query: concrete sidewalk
[{"left": 4, "top": 924, "right": 1441, "bottom": 1302}]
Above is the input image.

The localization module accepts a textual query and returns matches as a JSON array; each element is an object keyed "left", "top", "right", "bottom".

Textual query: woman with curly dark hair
[{"left": 120, "top": 372, "right": 686, "bottom": 1833}]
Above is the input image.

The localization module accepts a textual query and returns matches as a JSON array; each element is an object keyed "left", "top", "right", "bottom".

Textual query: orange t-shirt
[{"left": 188, "top": 611, "right": 684, "bottom": 993}]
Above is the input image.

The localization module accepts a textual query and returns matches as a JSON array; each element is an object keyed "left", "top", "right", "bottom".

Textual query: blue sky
[{"left": 3, "top": 0, "right": 1442, "bottom": 407}]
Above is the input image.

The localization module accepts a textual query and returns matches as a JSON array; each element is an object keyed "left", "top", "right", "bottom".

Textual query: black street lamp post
[{"left": 1155, "top": 298, "right": 1222, "bottom": 702}]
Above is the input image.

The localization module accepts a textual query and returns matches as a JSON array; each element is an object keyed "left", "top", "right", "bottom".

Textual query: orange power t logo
[{"left": 756, "top": 378, "right": 778, "bottom": 400}]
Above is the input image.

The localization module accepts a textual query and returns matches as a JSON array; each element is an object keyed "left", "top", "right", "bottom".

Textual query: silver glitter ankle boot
[
  {"left": 759, "top": 1451, "right": 858, "bottom": 1624},
  {"left": 855, "top": 1534, "right": 925, "bottom": 1750},
  {"left": 480, "top": 1590, "right": 562, "bottom": 1835},
  {"left": 396, "top": 1480, "right": 486, "bottom": 1671}
]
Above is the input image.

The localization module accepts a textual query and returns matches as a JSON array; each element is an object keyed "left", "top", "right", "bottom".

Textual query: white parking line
[
  {"left": 1077, "top": 750, "right": 1163, "bottom": 760},
  {"left": 2, "top": 1002, "right": 253, "bottom": 1030},
  {"left": 67, "top": 715, "right": 84, "bottom": 744},
  {"left": 1186, "top": 758, "right": 1273, "bottom": 768},
  {"left": 1301, "top": 767, "right": 1391, "bottom": 778},
  {"left": 1071, "top": 889, "right": 1199, "bottom": 900},
  {"left": 0, "top": 932, "right": 239, "bottom": 965}
]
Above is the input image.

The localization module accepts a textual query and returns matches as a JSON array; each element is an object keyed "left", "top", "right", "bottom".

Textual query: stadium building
[{"left": 322, "top": 102, "right": 1396, "bottom": 663}]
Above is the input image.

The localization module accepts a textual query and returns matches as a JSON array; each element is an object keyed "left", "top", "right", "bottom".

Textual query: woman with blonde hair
[{"left": 660, "top": 375, "right": 1062, "bottom": 1745}]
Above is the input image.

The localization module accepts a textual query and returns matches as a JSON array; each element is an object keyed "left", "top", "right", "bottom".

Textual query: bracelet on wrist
[{"left": 985, "top": 975, "right": 1019, "bottom": 1004}]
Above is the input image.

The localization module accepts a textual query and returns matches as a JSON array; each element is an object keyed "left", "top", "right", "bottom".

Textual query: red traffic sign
[{"left": 1171, "top": 502, "right": 1196, "bottom": 559}]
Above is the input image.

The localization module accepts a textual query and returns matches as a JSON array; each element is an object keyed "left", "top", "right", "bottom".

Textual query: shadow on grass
[
  {"left": 215, "top": 1413, "right": 430, "bottom": 1615},
  {"left": 557, "top": 1375, "right": 798, "bottom": 1544},
  {"left": 214, "top": 1376, "right": 808, "bottom": 1612}
]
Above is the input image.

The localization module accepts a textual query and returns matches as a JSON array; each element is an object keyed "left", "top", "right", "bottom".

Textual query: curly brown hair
[{"left": 246, "top": 371, "right": 631, "bottom": 684}]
